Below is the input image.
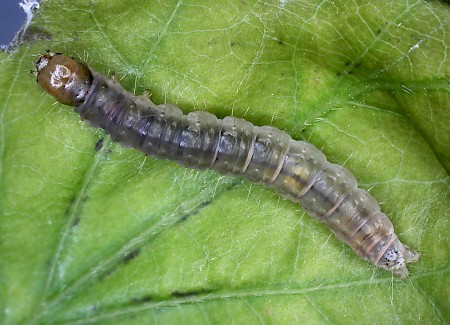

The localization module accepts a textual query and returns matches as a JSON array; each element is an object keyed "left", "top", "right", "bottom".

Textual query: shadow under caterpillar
[{"left": 35, "top": 52, "right": 420, "bottom": 278}]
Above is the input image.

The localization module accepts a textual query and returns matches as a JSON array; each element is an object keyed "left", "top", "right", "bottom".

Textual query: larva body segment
[{"left": 35, "top": 53, "right": 420, "bottom": 278}]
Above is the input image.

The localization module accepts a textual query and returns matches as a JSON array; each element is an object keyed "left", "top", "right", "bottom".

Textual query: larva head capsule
[
  {"left": 35, "top": 52, "right": 93, "bottom": 106},
  {"left": 377, "top": 239, "right": 421, "bottom": 278}
]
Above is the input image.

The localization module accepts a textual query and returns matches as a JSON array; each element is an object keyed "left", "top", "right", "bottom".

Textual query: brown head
[{"left": 35, "top": 52, "right": 93, "bottom": 106}]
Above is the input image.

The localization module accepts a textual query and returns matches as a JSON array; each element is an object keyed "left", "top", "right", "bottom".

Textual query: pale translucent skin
[{"left": 36, "top": 53, "right": 421, "bottom": 278}]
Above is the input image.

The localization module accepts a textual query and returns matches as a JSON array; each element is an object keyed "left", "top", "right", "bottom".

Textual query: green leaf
[{"left": 1, "top": 0, "right": 449, "bottom": 324}]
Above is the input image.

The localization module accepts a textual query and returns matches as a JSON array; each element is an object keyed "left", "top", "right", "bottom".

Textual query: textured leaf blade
[{"left": 0, "top": 0, "right": 448, "bottom": 324}]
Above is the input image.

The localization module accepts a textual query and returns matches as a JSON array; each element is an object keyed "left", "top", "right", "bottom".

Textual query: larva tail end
[
  {"left": 36, "top": 52, "right": 93, "bottom": 106},
  {"left": 377, "top": 239, "right": 420, "bottom": 278}
]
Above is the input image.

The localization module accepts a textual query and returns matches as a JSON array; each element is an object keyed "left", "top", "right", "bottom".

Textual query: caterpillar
[{"left": 35, "top": 52, "right": 420, "bottom": 278}]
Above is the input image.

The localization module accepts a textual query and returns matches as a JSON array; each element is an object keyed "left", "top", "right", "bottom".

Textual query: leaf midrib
[{"left": 48, "top": 267, "right": 450, "bottom": 325}]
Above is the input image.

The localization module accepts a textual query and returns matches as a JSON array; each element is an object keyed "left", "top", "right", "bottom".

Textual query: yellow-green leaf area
[{"left": 0, "top": 0, "right": 448, "bottom": 324}]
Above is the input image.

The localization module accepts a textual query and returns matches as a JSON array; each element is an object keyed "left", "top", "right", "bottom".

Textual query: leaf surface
[{"left": 0, "top": 0, "right": 449, "bottom": 324}]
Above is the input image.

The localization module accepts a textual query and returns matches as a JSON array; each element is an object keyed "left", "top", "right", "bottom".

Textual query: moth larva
[{"left": 35, "top": 52, "right": 420, "bottom": 278}]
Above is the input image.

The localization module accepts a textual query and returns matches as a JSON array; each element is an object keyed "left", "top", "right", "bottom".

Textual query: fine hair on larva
[{"left": 34, "top": 52, "right": 421, "bottom": 278}]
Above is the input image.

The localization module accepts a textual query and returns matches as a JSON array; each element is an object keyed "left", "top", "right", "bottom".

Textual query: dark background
[{"left": 0, "top": 0, "right": 28, "bottom": 46}]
